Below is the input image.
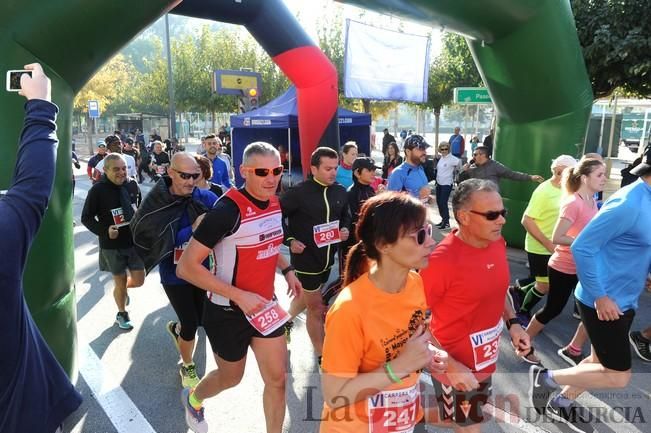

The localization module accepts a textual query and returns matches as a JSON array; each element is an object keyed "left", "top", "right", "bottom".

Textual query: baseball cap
[
  {"left": 352, "top": 157, "right": 380, "bottom": 172},
  {"left": 631, "top": 143, "right": 651, "bottom": 176},
  {"left": 404, "top": 134, "right": 429, "bottom": 150},
  {"left": 96, "top": 140, "right": 106, "bottom": 148},
  {"left": 125, "top": 138, "right": 134, "bottom": 145},
  {"left": 551, "top": 154, "right": 578, "bottom": 169}
]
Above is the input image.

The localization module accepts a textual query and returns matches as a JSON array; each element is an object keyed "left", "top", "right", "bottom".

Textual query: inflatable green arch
[{"left": 0, "top": 0, "right": 592, "bottom": 378}]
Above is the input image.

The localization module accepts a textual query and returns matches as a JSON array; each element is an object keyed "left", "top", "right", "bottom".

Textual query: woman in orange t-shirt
[{"left": 320, "top": 192, "right": 447, "bottom": 433}]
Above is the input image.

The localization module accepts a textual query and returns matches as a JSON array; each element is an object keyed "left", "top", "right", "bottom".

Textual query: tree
[
  {"left": 424, "top": 33, "right": 483, "bottom": 144},
  {"left": 571, "top": 0, "right": 651, "bottom": 99}
]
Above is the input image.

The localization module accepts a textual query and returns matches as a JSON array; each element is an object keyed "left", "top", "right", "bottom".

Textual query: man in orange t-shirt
[{"left": 420, "top": 179, "right": 530, "bottom": 430}]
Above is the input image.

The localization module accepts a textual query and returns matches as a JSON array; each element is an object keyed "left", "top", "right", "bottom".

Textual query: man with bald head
[{"left": 131, "top": 152, "right": 218, "bottom": 387}]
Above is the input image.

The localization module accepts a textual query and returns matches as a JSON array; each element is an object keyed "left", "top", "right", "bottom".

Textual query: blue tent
[{"left": 230, "top": 86, "right": 372, "bottom": 185}]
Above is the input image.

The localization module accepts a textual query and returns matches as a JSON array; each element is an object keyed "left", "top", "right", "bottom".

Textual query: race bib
[
  {"left": 313, "top": 220, "right": 341, "bottom": 248},
  {"left": 155, "top": 165, "right": 166, "bottom": 174},
  {"left": 367, "top": 383, "right": 420, "bottom": 433},
  {"left": 110, "top": 207, "right": 130, "bottom": 227},
  {"left": 469, "top": 320, "right": 503, "bottom": 371},
  {"left": 173, "top": 242, "right": 188, "bottom": 264},
  {"left": 245, "top": 300, "right": 290, "bottom": 336}
]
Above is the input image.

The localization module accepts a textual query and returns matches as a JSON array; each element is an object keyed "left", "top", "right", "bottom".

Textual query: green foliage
[{"left": 571, "top": 0, "right": 651, "bottom": 99}]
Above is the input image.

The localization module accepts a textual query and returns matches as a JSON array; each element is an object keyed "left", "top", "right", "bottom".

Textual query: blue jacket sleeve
[
  {"left": 571, "top": 195, "right": 637, "bottom": 299},
  {"left": 0, "top": 100, "right": 58, "bottom": 275}
]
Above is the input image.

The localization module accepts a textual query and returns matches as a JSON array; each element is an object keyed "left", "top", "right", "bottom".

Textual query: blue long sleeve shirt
[
  {"left": 572, "top": 179, "right": 651, "bottom": 311},
  {"left": 210, "top": 156, "right": 231, "bottom": 188},
  {"left": 0, "top": 100, "right": 82, "bottom": 433}
]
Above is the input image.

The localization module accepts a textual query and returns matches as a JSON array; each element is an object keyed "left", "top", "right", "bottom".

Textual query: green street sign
[{"left": 454, "top": 87, "right": 492, "bottom": 104}]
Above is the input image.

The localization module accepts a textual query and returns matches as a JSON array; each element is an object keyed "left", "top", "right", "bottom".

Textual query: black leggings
[
  {"left": 162, "top": 283, "right": 206, "bottom": 341},
  {"left": 534, "top": 266, "right": 578, "bottom": 325}
]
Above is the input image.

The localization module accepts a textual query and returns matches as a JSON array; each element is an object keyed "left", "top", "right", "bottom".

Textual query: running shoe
[
  {"left": 284, "top": 320, "right": 294, "bottom": 344},
  {"left": 115, "top": 312, "right": 133, "bottom": 330},
  {"left": 436, "top": 221, "right": 450, "bottom": 230},
  {"left": 629, "top": 331, "right": 651, "bottom": 362},
  {"left": 557, "top": 347, "right": 583, "bottom": 366},
  {"left": 180, "top": 364, "right": 200, "bottom": 388},
  {"left": 528, "top": 365, "right": 557, "bottom": 415},
  {"left": 181, "top": 388, "right": 208, "bottom": 433},
  {"left": 546, "top": 399, "right": 595, "bottom": 433},
  {"left": 166, "top": 321, "right": 181, "bottom": 354},
  {"left": 507, "top": 285, "right": 525, "bottom": 312}
]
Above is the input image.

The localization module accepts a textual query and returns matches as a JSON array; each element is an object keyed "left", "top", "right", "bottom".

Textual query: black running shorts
[{"left": 202, "top": 300, "right": 285, "bottom": 362}]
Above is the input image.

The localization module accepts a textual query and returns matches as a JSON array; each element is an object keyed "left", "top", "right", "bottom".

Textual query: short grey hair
[
  {"left": 103, "top": 154, "right": 124, "bottom": 170},
  {"left": 242, "top": 141, "right": 280, "bottom": 165},
  {"left": 452, "top": 179, "right": 498, "bottom": 217}
]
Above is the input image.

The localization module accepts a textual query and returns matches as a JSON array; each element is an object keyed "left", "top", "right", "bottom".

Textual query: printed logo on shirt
[
  {"left": 486, "top": 263, "right": 495, "bottom": 270},
  {"left": 259, "top": 228, "right": 282, "bottom": 242},
  {"left": 245, "top": 206, "right": 255, "bottom": 217},
  {"left": 256, "top": 243, "right": 280, "bottom": 260}
]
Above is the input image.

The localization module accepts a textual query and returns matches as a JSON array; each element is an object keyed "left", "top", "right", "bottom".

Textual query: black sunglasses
[
  {"left": 172, "top": 168, "right": 200, "bottom": 180},
  {"left": 469, "top": 209, "right": 508, "bottom": 221},
  {"left": 407, "top": 224, "right": 433, "bottom": 245},
  {"left": 244, "top": 166, "right": 284, "bottom": 177}
]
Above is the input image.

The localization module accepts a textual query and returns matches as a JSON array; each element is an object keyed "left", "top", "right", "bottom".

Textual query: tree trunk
[
  {"left": 434, "top": 107, "right": 441, "bottom": 146},
  {"left": 362, "top": 99, "right": 371, "bottom": 113},
  {"left": 211, "top": 111, "right": 216, "bottom": 133}
]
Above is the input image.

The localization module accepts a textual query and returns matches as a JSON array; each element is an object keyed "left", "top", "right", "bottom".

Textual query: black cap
[
  {"left": 352, "top": 157, "right": 380, "bottom": 172},
  {"left": 125, "top": 138, "right": 134, "bottom": 145},
  {"left": 404, "top": 134, "right": 429, "bottom": 150},
  {"left": 630, "top": 144, "right": 651, "bottom": 176}
]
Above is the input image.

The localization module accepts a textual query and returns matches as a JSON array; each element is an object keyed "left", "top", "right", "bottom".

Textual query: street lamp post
[{"left": 164, "top": 13, "right": 177, "bottom": 142}]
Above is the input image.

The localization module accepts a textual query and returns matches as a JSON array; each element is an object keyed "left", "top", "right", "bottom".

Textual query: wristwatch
[
  {"left": 505, "top": 318, "right": 520, "bottom": 330},
  {"left": 281, "top": 265, "right": 295, "bottom": 276}
]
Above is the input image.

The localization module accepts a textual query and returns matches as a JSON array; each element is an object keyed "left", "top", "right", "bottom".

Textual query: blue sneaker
[
  {"left": 181, "top": 388, "right": 208, "bottom": 433},
  {"left": 115, "top": 312, "right": 133, "bottom": 330}
]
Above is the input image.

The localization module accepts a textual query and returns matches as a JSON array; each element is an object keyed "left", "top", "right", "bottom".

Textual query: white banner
[{"left": 344, "top": 20, "right": 431, "bottom": 103}]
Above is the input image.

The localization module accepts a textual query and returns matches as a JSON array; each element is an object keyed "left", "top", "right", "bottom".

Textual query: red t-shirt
[{"left": 420, "top": 230, "right": 509, "bottom": 383}]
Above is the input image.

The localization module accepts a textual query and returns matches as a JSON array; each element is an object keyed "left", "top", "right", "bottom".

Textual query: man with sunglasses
[
  {"left": 280, "top": 147, "right": 351, "bottom": 364},
  {"left": 458, "top": 145, "right": 544, "bottom": 189},
  {"left": 131, "top": 153, "right": 218, "bottom": 388},
  {"left": 420, "top": 179, "right": 530, "bottom": 431},
  {"left": 387, "top": 134, "right": 432, "bottom": 200},
  {"left": 176, "top": 142, "right": 301, "bottom": 433}
]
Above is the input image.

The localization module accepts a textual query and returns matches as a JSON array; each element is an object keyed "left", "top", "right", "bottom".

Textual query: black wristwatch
[
  {"left": 281, "top": 265, "right": 295, "bottom": 276},
  {"left": 505, "top": 318, "right": 520, "bottom": 330}
]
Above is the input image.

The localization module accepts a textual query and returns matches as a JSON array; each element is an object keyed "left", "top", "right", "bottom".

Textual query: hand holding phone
[
  {"left": 6, "top": 70, "right": 32, "bottom": 92},
  {"left": 7, "top": 64, "right": 50, "bottom": 101}
]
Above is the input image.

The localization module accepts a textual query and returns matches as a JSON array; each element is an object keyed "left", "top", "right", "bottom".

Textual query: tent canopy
[{"left": 231, "top": 86, "right": 371, "bottom": 129}]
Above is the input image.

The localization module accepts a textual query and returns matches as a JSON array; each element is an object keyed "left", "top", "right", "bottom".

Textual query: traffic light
[{"left": 247, "top": 87, "right": 259, "bottom": 110}]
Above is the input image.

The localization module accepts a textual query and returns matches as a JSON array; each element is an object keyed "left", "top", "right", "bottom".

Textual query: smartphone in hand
[{"left": 6, "top": 70, "right": 32, "bottom": 92}]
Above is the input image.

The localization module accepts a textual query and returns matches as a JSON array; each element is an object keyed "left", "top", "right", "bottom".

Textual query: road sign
[
  {"left": 88, "top": 100, "right": 100, "bottom": 118},
  {"left": 453, "top": 87, "right": 492, "bottom": 104},
  {"left": 213, "top": 70, "right": 262, "bottom": 96}
]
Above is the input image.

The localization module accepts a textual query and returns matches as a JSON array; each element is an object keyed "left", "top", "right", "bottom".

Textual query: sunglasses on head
[
  {"left": 408, "top": 223, "right": 433, "bottom": 245},
  {"left": 244, "top": 166, "right": 284, "bottom": 177},
  {"left": 172, "top": 168, "right": 200, "bottom": 180},
  {"left": 469, "top": 209, "right": 508, "bottom": 221}
]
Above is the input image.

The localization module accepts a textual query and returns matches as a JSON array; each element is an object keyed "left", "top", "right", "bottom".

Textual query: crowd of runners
[{"left": 6, "top": 65, "right": 651, "bottom": 433}]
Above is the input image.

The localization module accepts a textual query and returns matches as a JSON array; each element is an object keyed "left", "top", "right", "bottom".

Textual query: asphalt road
[{"left": 63, "top": 162, "right": 650, "bottom": 433}]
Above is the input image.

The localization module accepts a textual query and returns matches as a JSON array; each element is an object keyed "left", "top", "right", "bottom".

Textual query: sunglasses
[
  {"left": 407, "top": 223, "right": 433, "bottom": 245},
  {"left": 243, "top": 166, "right": 284, "bottom": 177},
  {"left": 439, "top": 147, "right": 449, "bottom": 151},
  {"left": 172, "top": 168, "right": 200, "bottom": 180},
  {"left": 469, "top": 209, "right": 508, "bottom": 221}
]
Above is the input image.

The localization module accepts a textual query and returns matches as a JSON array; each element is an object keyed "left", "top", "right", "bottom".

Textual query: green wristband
[{"left": 384, "top": 362, "right": 403, "bottom": 384}]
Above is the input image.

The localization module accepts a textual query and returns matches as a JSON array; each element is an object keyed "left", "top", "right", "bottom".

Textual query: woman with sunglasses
[
  {"left": 320, "top": 192, "right": 447, "bottom": 433},
  {"left": 434, "top": 141, "right": 461, "bottom": 230},
  {"left": 382, "top": 141, "right": 403, "bottom": 179},
  {"left": 524, "top": 158, "right": 606, "bottom": 365}
]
